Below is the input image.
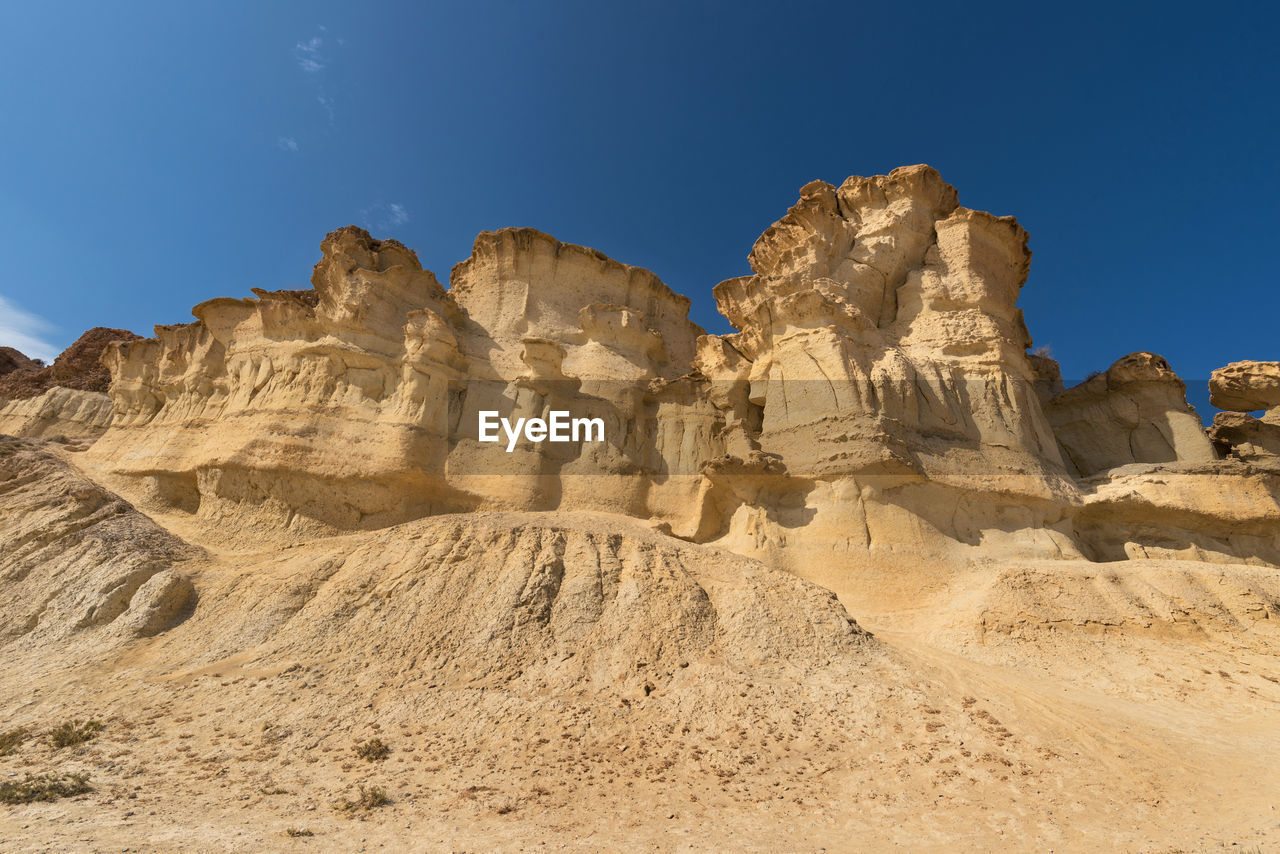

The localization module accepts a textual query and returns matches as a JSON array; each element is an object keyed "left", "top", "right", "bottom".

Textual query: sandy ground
[{"left": 2, "top": 442, "right": 1278, "bottom": 852}]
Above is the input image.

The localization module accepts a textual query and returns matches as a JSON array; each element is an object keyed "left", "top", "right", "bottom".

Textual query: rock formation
[
  {"left": 1210, "top": 360, "right": 1280, "bottom": 412},
  {"left": 0, "top": 437, "right": 197, "bottom": 646},
  {"left": 81, "top": 226, "right": 718, "bottom": 532},
  {"left": 1209, "top": 411, "right": 1280, "bottom": 462},
  {"left": 3, "top": 165, "right": 1280, "bottom": 851},
  {"left": 0, "top": 346, "right": 38, "bottom": 376},
  {"left": 52, "top": 165, "right": 1273, "bottom": 572},
  {"left": 0, "top": 327, "right": 141, "bottom": 439},
  {"left": 0, "top": 327, "right": 140, "bottom": 399},
  {"left": 0, "top": 386, "right": 114, "bottom": 440},
  {"left": 1042, "top": 351, "right": 1216, "bottom": 477},
  {"left": 1208, "top": 360, "right": 1280, "bottom": 463}
]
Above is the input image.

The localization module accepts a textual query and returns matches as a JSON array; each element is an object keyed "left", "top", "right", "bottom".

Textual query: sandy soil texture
[{"left": 1, "top": 438, "right": 1277, "bottom": 852}]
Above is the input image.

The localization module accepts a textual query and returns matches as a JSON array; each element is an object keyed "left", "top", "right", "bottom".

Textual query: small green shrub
[
  {"left": 47, "top": 719, "right": 104, "bottom": 750},
  {"left": 0, "top": 773, "right": 92, "bottom": 805},
  {"left": 285, "top": 827, "right": 315, "bottom": 837}
]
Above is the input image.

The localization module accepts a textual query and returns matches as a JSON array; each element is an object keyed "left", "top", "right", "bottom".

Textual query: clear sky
[{"left": 1, "top": 1, "right": 1276, "bottom": 414}]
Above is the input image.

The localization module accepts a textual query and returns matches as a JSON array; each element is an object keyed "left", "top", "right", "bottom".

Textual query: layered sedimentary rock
[
  {"left": 0, "top": 437, "right": 197, "bottom": 648},
  {"left": 1073, "top": 458, "right": 1280, "bottom": 564},
  {"left": 1026, "top": 351, "right": 1065, "bottom": 403},
  {"left": 1036, "top": 356, "right": 1279, "bottom": 564},
  {"left": 5, "top": 169, "right": 1280, "bottom": 854},
  {"left": 699, "top": 168, "right": 1060, "bottom": 475},
  {"left": 90, "top": 229, "right": 465, "bottom": 531},
  {"left": 0, "top": 328, "right": 141, "bottom": 438},
  {"left": 445, "top": 228, "right": 718, "bottom": 517},
  {"left": 0, "top": 327, "right": 139, "bottom": 399},
  {"left": 1042, "top": 352, "right": 1216, "bottom": 477},
  {"left": 0, "top": 386, "right": 113, "bottom": 439},
  {"left": 74, "top": 166, "right": 1279, "bottom": 569},
  {"left": 678, "top": 167, "right": 1093, "bottom": 573},
  {"left": 87, "top": 226, "right": 717, "bottom": 532}
]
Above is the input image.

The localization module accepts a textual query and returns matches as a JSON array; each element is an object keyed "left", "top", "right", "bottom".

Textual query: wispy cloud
[
  {"left": 0, "top": 295, "right": 61, "bottom": 363},
  {"left": 294, "top": 35, "right": 326, "bottom": 73},
  {"left": 280, "top": 26, "right": 340, "bottom": 144},
  {"left": 316, "top": 92, "right": 335, "bottom": 125},
  {"left": 361, "top": 202, "right": 411, "bottom": 233},
  {"left": 386, "top": 203, "right": 409, "bottom": 226}
]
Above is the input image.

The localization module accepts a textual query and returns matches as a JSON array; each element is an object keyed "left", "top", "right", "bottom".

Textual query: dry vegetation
[{"left": 0, "top": 773, "right": 91, "bottom": 805}]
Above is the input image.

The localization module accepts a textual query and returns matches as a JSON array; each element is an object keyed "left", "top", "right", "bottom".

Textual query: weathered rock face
[
  {"left": 0, "top": 437, "right": 197, "bottom": 649},
  {"left": 1030, "top": 354, "right": 1280, "bottom": 564},
  {"left": 444, "top": 228, "right": 718, "bottom": 518},
  {"left": 1073, "top": 458, "right": 1280, "bottom": 565},
  {"left": 0, "top": 328, "right": 142, "bottom": 439},
  {"left": 74, "top": 167, "right": 1279, "bottom": 570},
  {"left": 687, "top": 166, "right": 1086, "bottom": 573},
  {"left": 699, "top": 166, "right": 1061, "bottom": 479},
  {"left": 1210, "top": 361, "right": 1280, "bottom": 413},
  {"left": 89, "top": 228, "right": 465, "bottom": 532},
  {"left": 0, "top": 346, "right": 38, "bottom": 376},
  {"left": 1209, "top": 412, "right": 1280, "bottom": 462},
  {"left": 7, "top": 172, "right": 1280, "bottom": 854},
  {"left": 1207, "top": 360, "right": 1280, "bottom": 465},
  {"left": 0, "top": 387, "right": 113, "bottom": 439},
  {"left": 450, "top": 228, "right": 703, "bottom": 380},
  {"left": 1043, "top": 352, "right": 1217, "bottom": 477},
  {"left": 0, "top": 327, "right": 140, "bottom": 400},
  {"left": 87, "top": 226, "right": 718, "bottom": 532},
  {"left": 1026, "top": 351, "right": 1065, "bottom": 403}
]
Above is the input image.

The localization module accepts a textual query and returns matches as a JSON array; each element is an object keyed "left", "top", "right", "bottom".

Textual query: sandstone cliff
[
  {"left": 0, "top": 328, "right": 140, "bottom": 439},
  {"left": 0, "top": 386, "right": 113, "bottom": 440},
  {"left": 0, "top": 327, "right": 140, "bottom": 399},
  {"left": 4, "top": 167, "right": 1280, "bottom": 852},
  {"left": 1042, "top": 352, "right": 1216, "bottom": 477},
  {"left": 61, "top": 166, "right": 1277, "bottom": 573}
]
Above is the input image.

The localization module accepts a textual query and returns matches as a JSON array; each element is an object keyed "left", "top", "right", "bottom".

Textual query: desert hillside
[{"left": 1, "top": 165, "right": 1278, "bottom": 851}]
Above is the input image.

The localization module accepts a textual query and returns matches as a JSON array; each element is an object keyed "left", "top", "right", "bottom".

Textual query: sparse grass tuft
[
  {"left": 353, "top": 737, "right": 390, "bottom": 762},
  {"left": 47, "top": 719, "right": 104, "bottom": 750},
  {"left": 285, "top": 827, "right": 315, "bottom": 837},
  {"left": 0, "top": 727, "right": 31, "bottom": 756},
  {"left": 0, "top": 773, "right": 92, "bottom": 805},
  {"left": 333, "top": 784, "right": 391, "bottom": 813}
]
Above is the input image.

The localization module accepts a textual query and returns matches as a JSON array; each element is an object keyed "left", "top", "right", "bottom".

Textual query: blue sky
[{"left": 1, "top": 1, "right": 1275, "bottom": 415}]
